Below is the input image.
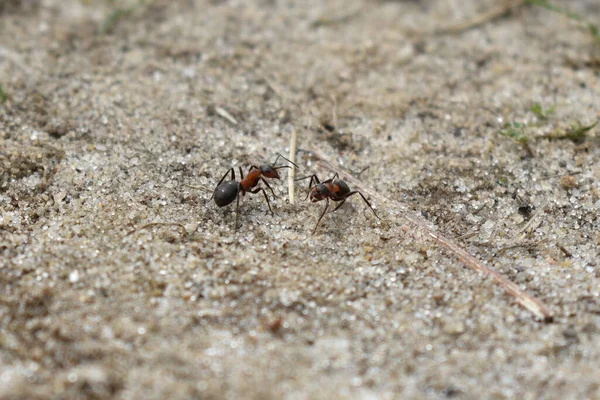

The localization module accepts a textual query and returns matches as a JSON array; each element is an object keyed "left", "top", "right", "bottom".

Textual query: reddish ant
[
  {"left": 210, "top": 154, "right": 298, "bottom": 228},
  {"left": 297, "top": 173, "right": 380, "bottom": 234}
]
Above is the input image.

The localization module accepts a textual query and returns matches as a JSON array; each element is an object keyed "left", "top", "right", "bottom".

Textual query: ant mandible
[
  {"left": 210, "top": 154, "right": 298, "bottom": 228},
  {"left": 297, "top": 172, "right": 380, "bottom": 234}
]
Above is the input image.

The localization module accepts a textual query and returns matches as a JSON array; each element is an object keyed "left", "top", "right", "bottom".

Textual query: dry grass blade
[
  {"left": 435, "top": 0, "right": 525, "bottom": 35},
  {"left": 308, "top": 147, "right": 553, "bottom": 322},
  {"left": 288, "top": 128, "right": 297, "bottom": 205}
]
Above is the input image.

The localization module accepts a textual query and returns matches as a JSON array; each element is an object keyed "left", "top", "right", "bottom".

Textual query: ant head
[
  {"left": 309, "top": 183, "right": 329, "bottom": 202},
  {"left": 260, "top": 164, "right": 280, "bottom": 179}
]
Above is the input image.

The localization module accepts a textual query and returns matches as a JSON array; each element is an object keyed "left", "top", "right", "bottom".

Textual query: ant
[
  {"left": 297, "top": 173, "right": 380, "bottom": 234},
  {"left": 210, "top": 154, "right": 298, "bottom": 228}
]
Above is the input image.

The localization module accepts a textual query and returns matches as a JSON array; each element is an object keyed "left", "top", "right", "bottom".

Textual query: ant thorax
[{"left": 332, "top": 179, "right": 350, "bottom": 196}]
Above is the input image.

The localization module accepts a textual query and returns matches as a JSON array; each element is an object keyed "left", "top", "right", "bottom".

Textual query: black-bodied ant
[
  {"left": 210, "top": 154, "right": 298, "bottom": 227},
  {"left": 297, "top": 173, "right": 380, "bottom": 234}
]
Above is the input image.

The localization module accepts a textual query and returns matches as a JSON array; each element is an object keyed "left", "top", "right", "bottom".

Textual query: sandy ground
[{"left": 1, "top": 0, "right": 600, "bottom": 398}]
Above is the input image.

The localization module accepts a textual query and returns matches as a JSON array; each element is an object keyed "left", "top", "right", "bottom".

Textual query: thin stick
[
  {"left": 215, "top": 106, "right": 238, "bottom": 125},
  {"left": 454, "top": 230, "right": 480, "bottom": 241},
  {"left": 308, "top": 147, "right": 553, "bottom": 322},
  {"left": 498, "top": 239, "right": 546, "bottom": 253},
  {"left": 331, "top": 95, "right": 338, "bottom": 131},
  {"left": 126, "top": 222, "right": 187, "bottom": 237},
  {"left": 183, "top": 183, "right": 211, "bottom": 191},
  {"left": 435, "top": 0, "right": 525, "bottom": 35},
  {"left": 288, "top": 129, "right": 297, "bottom": 204},
  {"left": 0, "top": 46, "right": 35, "bottom": 76},
  {"left": 311, "top": 7, "right": 361, "bottom": 28}
]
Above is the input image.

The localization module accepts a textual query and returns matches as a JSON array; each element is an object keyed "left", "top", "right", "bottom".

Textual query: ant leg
[
  {"left": 235, "top": 192, "right": 241, "bottom": 229},
  {"left": 294, "top": 174, "right": 319, "bottom": 184},
  {"left": 331, "top": 198, "right": 347, "bottom": 213},
  {"left": 219, "top": 168, "right": 236, "bottom": 185},
  {"left": 344, "top": 191, "right": 380, "bottom": 219},
  {"left": 305, "top": 174, "right": 321, "bottom": 200},
  {"left": 313, "top": 175, "right": 321, "bottom": 184},
  {"left": 295, "top": 174, "right": 320, "bottom": 199},
  {"left": 260, "top": 177, "right": 278, "bottom": 199},
  {"left": 312, "top": 199, "right": 329, "bottom": 235},
  {"left": 261, "top": 188, "right": 274, "bottom": 215},
  {"left": 356, "top": 191, "right": 380, "bottom": 219},
  {"left": 248, "top": 187, "right": 274, "bottom": 214},
  {"left": 239, "top": 166, "right": 245, "bottom": 180}
]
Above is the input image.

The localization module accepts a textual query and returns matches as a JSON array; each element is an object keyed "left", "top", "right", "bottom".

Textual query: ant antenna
[{"left": 272, "top": 153, "right": 299, "bottom": 169}]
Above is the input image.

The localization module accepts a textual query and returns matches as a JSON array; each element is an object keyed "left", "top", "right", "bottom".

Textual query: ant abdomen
[{"left": 213, "top": 181, "right": 239, "bottom": 207}]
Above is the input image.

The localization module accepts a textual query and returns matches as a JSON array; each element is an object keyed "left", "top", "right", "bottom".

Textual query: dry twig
[{"left": 308, "top": 147, "right": 553, "bottom": 322}]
